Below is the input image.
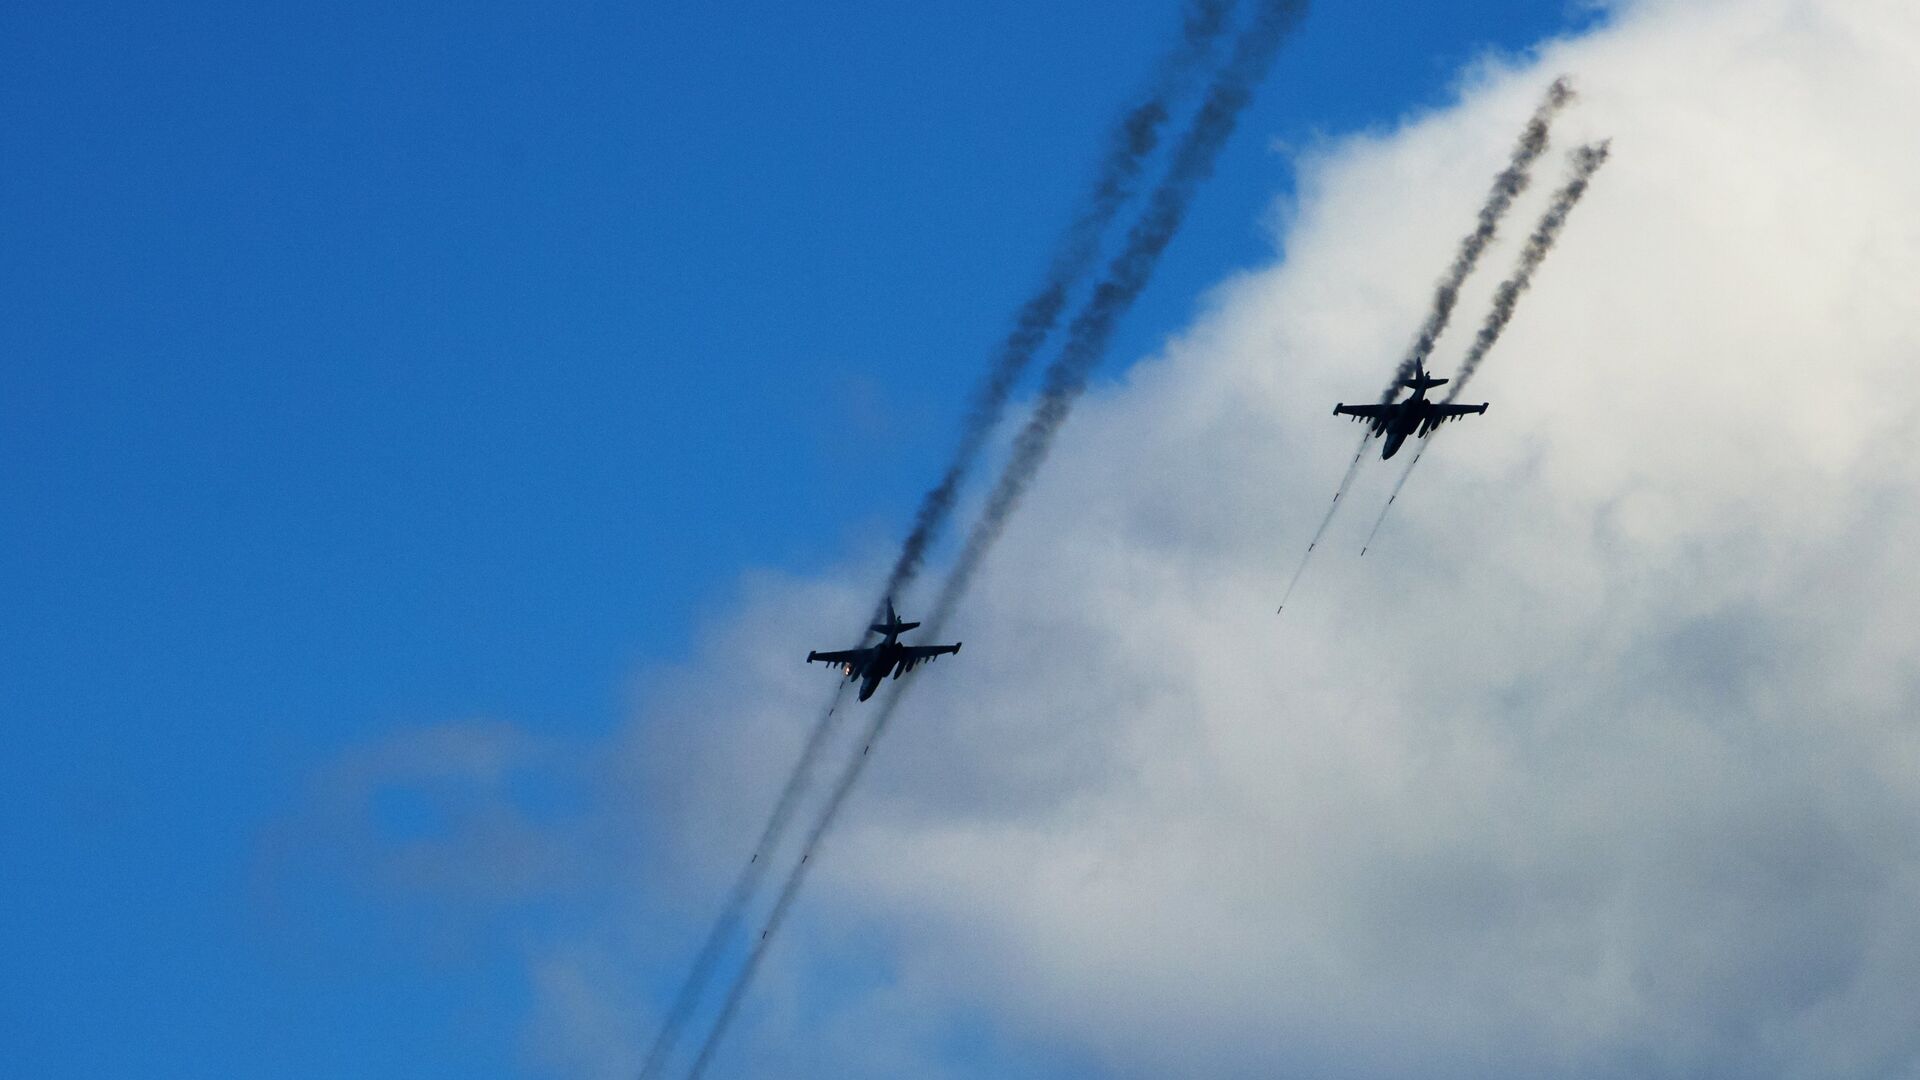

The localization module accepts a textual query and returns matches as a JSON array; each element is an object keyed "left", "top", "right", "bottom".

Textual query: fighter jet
[
  {"left": 1333, "top": 359, "right": 1488, "bottom": 459},
  {"left": 808, "top": 599, "right": 961, "bottom": 701}
]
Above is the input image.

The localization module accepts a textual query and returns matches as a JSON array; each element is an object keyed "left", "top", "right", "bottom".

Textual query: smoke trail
[
  {"left": 1274, "top": 81, "right": 1574, "bottom": 612},
  {"left": 930, "top": 0, "right": 1310, "bottom": 629},
  {"left": 684, "top": 680, "right": 912, "bottom": 1080},
  {"left": 1275, "top": 431, "right": 1369, "bottom": 612},
  {"left": 880, "top": 0, "right": 1239, "bottom": 606},
  {"left": 1445, "top": 140, "right": 1612, "bottom": 399},
  {"left": 1377, "top": 77, "right": 1575, "bottom": 405},
  {"left": 640, "top": 11, "right": 1242, "bottom": 1072},
  {"left": 1361, "top": 141, "right": 1611, "bottom": 558},
  {"left": 1359, "top": 442, "right": 1425, "bottom": 555},
  {"left": 635, "top": 685, "right": 847, "bottom": 1079},
  {"left": 683, "top": 5, "right": 1309, "bottom": 1074}
]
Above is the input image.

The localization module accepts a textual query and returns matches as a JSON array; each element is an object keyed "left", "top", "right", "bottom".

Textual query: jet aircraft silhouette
[
  {"left": 1333, "top": 359, "right": 1488, "bottom": 459},
  {"left": 808, "top": 599, "right": 961, "bottom": 701}
]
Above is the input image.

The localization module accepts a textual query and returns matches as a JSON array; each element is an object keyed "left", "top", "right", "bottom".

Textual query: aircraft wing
[
  {"left": 1333, "top": 403, "right": 1387, "bottom": 423},
  {"left": 897, "top": 643, "right": 961, "bottom": 673},
  {"left": 808, "top": 647, "right": 875, "bottom": 672},
  {"left": 1428, "top": 402, "right": 1487, "bottom": 425}
]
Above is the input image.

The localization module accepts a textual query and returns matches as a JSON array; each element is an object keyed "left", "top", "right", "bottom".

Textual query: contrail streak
[
  {"left": 1275, "top": 79, "right": 1573, "bottom": 611},
  {"left": 635, "top": 686, "right": 846, "bottom": 1079},
  {"left": 1378, "top": 77, "right": 1575, "bottom": 406},
  {"left": 1445, "top": 139, "right": 1612, "bottom": 400},
  {"left": 1365, "top": 140, "right": 1612, "bottom": 556},
  {"left": 931, "top": 0, "right": 1310, "bottom": 629},
  {"left": 684, "top": 679, "right": 911, "bottom": 1080},
  {"left": 683, "top": 5, "right": 1309, "bottom": 1075},
  {"left": 1275, "top": 431, "right": 1369, "bottom": 612},
  {"left": 880, "top": 0, "right": 1239, "bottom": 606},
  {"left": 1359, "top": 441, "right": 1424, "bottom": 555},
  {"left": 638, "top": 7, "right": 1240, "bottom": 1074}
]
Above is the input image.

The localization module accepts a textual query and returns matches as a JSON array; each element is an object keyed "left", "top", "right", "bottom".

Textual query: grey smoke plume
[
  {"left": 1359, "top": 440, "right": 1425, "bottom": 556},
  {"left": 930, "top": 0, "right": 1311, "bottom": 629},
  {"left": 880, "top": 0, "right": 1238, "bottom": 607},
  {"left": 1378, "top": 76, "right": 1575, "bottom": 405},
  {"left": 1362, "top": 141, "right": 1611, "bottom": 559},
  {"left": 1275, "top": 431, "right": 1369, "bottom": 612},
  {"left": 1445, "top": 139, "right": 1613, "bottom": 399},
  {"left": 1275, "top": 80, "right": 1578, "bottom": 612},
  {"left": 684, "top": 4, "right": 1310, "bottom": 1075},
  {"left": 640, "top": 5, "right": 1241, "bottom": 1076},
  {"left": 634, "top": 690, "right": 844, "bottom": 1078},
  {"left": 684, "top": 681, "right": 912, "bottom": 1080}
]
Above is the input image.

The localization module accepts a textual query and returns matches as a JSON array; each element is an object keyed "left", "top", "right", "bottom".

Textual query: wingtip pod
[{"left": 807, "top": 650, "right": 818, "bottom": 662}]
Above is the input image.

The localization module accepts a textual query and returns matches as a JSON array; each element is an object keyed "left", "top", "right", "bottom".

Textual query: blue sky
[{"left": 2, "top": 2, "right": 1607, "bottom": 1076}]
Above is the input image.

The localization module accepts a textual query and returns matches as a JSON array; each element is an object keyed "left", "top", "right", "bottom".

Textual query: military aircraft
[
  {"left": 808, "top": 599, "right": 962, "bottom": 701},
  {"left": 1333, "top": 359, "right": 1488, "bottom": 459}
]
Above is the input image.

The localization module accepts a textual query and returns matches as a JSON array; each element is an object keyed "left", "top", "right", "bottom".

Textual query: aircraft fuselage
[
  {"left": 852, "top": 639, "right": 914, "bottom": 700},
  {"left": 1378, "top": 389, "right": 1434, "bottom": 459}
]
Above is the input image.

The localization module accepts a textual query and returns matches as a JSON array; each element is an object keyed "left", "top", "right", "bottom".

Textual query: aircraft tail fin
[
  {"left": 1401, "top": 359, "right": 1449, "bottom": 392},
  {"left": 870, "top": 597, "right": 919, "bottom": 637}
]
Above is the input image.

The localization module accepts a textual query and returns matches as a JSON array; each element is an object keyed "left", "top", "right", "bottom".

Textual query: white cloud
[{"left": 291, "top": 1, "right": 1920, "bottom": 1075}]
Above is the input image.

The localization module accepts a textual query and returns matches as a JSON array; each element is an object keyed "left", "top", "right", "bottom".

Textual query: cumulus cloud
[{"left": 285, "top": 0, "right": 1920, "bottom": 1076}]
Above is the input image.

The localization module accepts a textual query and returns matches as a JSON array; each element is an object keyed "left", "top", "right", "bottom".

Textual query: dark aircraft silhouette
[
  {"left": 808, "top": 599, "right": 962, "bottom": 701},
  {"left": 1333, "top": 360, "right": 1488, "bottom": 459}
]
